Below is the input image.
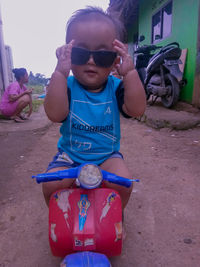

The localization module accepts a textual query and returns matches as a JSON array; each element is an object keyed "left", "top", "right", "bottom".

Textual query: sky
[{"left": 1, "top": 0, "right": 110, "bottom": 78}]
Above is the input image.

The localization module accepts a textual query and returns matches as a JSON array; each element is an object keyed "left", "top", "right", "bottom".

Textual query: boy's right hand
[{"left": 55, "top": 40, "right": 74, "bottom": 77}]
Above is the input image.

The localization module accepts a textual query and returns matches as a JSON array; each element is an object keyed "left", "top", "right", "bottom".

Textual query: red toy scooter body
[
  {"left": 32, "top": 163, "right": 139, "bottom": 266},
  {"left": 49, "top": 187, "right": 122, "bottom": 258}
]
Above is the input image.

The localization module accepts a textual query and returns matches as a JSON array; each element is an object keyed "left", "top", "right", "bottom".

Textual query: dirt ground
[{"left": 0, "top": 117, "right": 200, "bottom": 267}]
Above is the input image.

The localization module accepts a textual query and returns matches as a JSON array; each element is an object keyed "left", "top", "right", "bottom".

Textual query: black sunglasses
[{"left": 71, "top": 47, "right": 117, "bottom": 68}]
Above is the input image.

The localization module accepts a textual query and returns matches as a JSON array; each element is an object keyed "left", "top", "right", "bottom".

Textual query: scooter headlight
[{"left": 78, "top": 163, "right": 103, "bottom": 189}]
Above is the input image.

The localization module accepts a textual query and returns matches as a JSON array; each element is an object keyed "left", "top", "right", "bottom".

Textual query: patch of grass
[
  {"left": 32, "top": 99, "right": 44, "bottom": 112},
  {"left": 29, "top": 84, "right": 44, "bottom": 95},
  {"left": 24, "top": 99, "right": 44, "bottom": 113},
  {"left": 0, "top": 114, "right": 12, "bottom": 120}
]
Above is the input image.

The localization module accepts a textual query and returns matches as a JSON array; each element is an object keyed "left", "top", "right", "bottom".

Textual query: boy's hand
[
  {"left": 55, "top": 40, "right": 74, "bottom": 77},
  {"left": 113, "top": 39, "right": 134, "bottom": 77}
]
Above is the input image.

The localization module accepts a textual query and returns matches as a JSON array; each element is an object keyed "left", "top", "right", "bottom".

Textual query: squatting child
[{"left": 43, "top": 6, "right": 146, "bottom": 209}]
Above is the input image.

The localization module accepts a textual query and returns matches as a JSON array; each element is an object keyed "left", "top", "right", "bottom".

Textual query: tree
[{"left": 28, "top": 71, "right": 49, "bottom": 86}]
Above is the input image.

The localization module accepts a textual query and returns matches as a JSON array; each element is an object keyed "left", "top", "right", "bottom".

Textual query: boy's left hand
[
  {"left": 113, "top": 39, "right": 134, "bottom": 77},
  {"left": 55, "top": 40, "right": 74, "bottom": 77}
]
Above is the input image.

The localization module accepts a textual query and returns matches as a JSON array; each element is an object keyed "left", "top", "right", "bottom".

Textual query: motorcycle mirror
[{"left": 139, "top": 35, "right": 145, "bottom": 42}]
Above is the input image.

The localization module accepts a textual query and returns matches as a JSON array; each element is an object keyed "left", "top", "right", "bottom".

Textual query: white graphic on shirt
[
  {"left": 104, "top": 106, "right": 111, "bottom": 115},
  {"left": 75, "top": 140, "right": 92, "bottom": 150},
  {"left": 71, "top": 112, "right": 116, "bottom": 142},
  {"left": 69, "top": 99, "right": 117, "bottom": 155},
  {"left": 75, "top": 140, "right": 82, "bottom": 148}
]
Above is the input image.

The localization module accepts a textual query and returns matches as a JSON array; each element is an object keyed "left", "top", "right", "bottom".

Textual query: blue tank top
[{"left": 57, "top": 75, "right": 122, "bottom": 165}]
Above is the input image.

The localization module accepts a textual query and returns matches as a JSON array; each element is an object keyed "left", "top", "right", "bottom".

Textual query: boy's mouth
[
  {"left": 84, "top": 69, "right": 98, "bottom": 76},
  {"left": 85, "top": 68, "right": 97, "bottom": 73}
]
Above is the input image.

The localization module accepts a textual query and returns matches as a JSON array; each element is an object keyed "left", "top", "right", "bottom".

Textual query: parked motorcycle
[
  {"left": 135, "top": 40, "right": 186, "bottom": 108},
  {"left": 32, "top": 163, "right": 139, "bottom": 266}
]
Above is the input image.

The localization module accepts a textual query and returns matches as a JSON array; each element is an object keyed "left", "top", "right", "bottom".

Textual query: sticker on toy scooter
[
  {"left": 74, "top": 237, "right": 94, "bottom": 247},
  {"left": 115, "top": 221, "right": 122, "bottom": 242},
  {"left": 74, "top": 237, "right": 83, "bottom": 247},
  {"left": 54, "top": 190, "right": 73, "bottom": 228},
  {"left": 78, "top": 194, "right": 90, "bottom": 231},
  {"left": 84, "top": 238, "right": 94, "bottom": 247},
  {"left": 100, "top": 192, "right": 116, "bottom": 222},
  {"left": 50, "top": 223, "right": 57, "bottom": 242}
]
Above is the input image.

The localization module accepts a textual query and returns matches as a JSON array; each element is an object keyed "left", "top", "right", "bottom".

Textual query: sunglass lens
[
  {"left": 71, "top": 47, "right": 90, "bottom": 65},
  {"left": 93, "top": 51, "right": 117, "bottom": 67}
]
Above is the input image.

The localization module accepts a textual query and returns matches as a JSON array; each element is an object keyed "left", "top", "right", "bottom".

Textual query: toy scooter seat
[
  {"left": 49, "top": 188, "right": 122, "bottom": 258},
  {"left": 61, "top": 251, "right": 111, "bottom": 267}
]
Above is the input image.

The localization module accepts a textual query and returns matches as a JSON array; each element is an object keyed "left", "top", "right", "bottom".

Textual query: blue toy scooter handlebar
[
  {"left": 32, "top": 167, "right": 79, "bottom": 183},
  {"left": 101, "top": 170, "right": 139, "bottom": 187},
  {"left": 32, "top": 164, "right": 139, "bottom": 188}
]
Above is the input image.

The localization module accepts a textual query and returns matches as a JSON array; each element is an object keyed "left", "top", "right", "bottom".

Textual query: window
[{"left": 152, "top": 1, "right": 173, "bottom": 43}]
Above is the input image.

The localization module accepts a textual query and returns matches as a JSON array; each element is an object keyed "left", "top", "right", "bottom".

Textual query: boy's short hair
[{"left": 66, "top": 6, "right": 127, "bottom": 43}]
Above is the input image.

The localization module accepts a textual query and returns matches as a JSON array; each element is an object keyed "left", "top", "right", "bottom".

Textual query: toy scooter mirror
[{"left": 78, "top": 163, "right": 103, "bottom": 189}]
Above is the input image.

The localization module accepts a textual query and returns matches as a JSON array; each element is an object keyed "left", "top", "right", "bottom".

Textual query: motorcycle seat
[
  {"left": 164, "top": 47, "right": 181, "bottom": 60},
  {"left": 147, "top": 47, "right": 181, "bottom": 74}
]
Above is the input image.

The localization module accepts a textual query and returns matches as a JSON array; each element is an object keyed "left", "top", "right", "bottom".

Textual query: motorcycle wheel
[
  {"left": 144, "top": 85, "right": 151, "bottom": 100},
  {"left": 161, "top": 74, "right": 180, "bottom": 108}
]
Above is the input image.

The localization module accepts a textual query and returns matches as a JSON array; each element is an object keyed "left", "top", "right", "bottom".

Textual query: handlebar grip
[
  {"left": 32, "top": 167, "right": 79, "bottom": 184},
  {"left": 101, "top": 170, "right": 139, "bottom": 188}
]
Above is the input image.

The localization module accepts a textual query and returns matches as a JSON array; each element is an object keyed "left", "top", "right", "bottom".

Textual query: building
[
  {"left": 108, "top": 0, "right": 200, "bottom": 107},
  {"left": 0, "top": 5, "right": 14, "bottom": 97}
]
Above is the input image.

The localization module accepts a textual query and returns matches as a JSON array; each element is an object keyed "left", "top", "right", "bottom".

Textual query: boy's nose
[{"left": 87, "top": 54, "right": 95, "bottom": 65}]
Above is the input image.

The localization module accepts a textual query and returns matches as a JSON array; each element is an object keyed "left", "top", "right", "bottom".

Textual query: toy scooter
[{"left": 32, "top": 163, "right": 139, "bottom": 266}]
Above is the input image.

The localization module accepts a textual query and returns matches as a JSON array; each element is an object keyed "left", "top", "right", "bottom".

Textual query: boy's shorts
[{"left": 46, "top": 150, "right": 123, "bottom": 172}]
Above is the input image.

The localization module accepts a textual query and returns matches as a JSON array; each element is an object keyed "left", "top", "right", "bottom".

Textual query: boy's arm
[
  {"left": 123, "top": 69, "right": 146, "bottom": 117},
  {"left": 113, "top": 39, "right": 146, "bottom": 118},
  {"left": 44, "top": 71, "right": 69, "bottom": 122},
  {"left": 44, "top": 41, "right": 74, "bottom": 122}
]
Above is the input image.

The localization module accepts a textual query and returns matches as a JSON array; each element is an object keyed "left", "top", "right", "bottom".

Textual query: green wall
[{"left": 128, "top": 0, "right": 199, "bottom": 102}]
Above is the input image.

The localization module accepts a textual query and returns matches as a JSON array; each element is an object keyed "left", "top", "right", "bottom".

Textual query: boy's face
[{"left": 68, "top": 19, "right": 118, "bottom": 91}]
